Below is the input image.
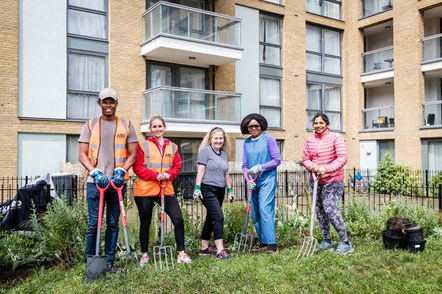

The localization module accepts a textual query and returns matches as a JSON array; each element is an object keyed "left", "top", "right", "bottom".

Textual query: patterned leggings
[{"left": 311, "top": 181, "right": 348, "bottom": 242}]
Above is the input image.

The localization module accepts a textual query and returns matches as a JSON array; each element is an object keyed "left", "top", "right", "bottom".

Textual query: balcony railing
[
  {"left": 143, "top": 86, "right": 241, "bottom": 123},
  {"left": 362, "top": 0, "right": 392, "bottom": 17},
  {"left": 423, "top": 33, "right": 442, "bottom": 62},
  {"left": 363, "top": 46, "right": 394, "bottom": 73},
  {"left": 143, "top": 1, "right": 241, "bottom": 47},
  {"left": 422, "top": 100, "right": 442, "bottom": 126},
  {"left": 362, "top": 105, "right": 395, "bottom": 130}
]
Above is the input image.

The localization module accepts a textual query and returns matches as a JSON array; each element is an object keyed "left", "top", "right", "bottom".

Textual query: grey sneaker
[
  {"left": 336, "top": 242, "right": 355, "bottom": 255},
  {"left": 319, "top": 240, "right": 334, "bottom": 251}
]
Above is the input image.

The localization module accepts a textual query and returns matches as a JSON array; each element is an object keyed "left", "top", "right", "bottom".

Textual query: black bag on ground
[
  {"left": 0, "top": 180, "right": 50, "bottom": 231},
  {"left": 383, "top": 217, "right": 426, "bottom": 252}
]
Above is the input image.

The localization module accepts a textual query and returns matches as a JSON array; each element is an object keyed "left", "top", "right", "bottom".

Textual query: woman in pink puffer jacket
[{"left": 302, "top": 113, "right": 354, "bottom": 255}]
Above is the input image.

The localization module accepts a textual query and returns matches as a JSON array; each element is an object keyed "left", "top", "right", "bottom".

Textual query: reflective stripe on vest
[
  {"left": 134, "top": 140, "right": 177, "bottom": 196},
  {"left": 87, "top": 116, "right": 130, "bottom": 180}
]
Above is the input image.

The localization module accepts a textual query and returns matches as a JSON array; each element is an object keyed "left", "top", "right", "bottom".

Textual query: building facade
[{"left": 1, "top": 0, "right": 441, "bottom": 177}]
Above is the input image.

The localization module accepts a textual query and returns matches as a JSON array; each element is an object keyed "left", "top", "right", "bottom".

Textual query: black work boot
[{"left": 106, "top": 262, "right": 118, "bottom": 274}]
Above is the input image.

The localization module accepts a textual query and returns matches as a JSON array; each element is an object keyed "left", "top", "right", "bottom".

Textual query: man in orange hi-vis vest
[{"left": 78, "top": 87, "right": 138, "bottom": 277}]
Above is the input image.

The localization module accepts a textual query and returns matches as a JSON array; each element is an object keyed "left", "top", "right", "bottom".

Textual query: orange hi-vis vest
[
  {"left": 87, "top": 116, "right": 130, "bottom": 180},
  {"left": 134, "top": 140, "right": 177, "bottom": 196}
]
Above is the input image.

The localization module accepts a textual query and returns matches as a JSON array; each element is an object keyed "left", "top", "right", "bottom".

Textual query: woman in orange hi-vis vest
[{"left": 133, "top": 115, "right": 191, "bottom": 266}]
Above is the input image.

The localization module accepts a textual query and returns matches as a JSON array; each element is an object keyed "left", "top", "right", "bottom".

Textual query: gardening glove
[
  {"left": 90, "top": 168, "right": 109, "bottom": 188},
  {"left": 248, "top": 164, "right": 263, "bottom": 176},
  {"left": 227, "top": 188, "right": 234, "bottom": 202},
  {"left": 111, "top": 167, "right": 126, "bottom": 187},
  {"left": 247, "top": 180, "right": 256, "bottom": 190},
  {"left": 193, "top": 185, "right": 202, "bottom": 200}
]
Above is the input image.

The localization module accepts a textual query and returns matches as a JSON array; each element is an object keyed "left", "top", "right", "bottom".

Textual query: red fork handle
[
  {"left": 96, "top": 181, "right": 111, "bottom": 230},
  {"left": 111, "top": 181, "right": 127, "bottom": 227}
]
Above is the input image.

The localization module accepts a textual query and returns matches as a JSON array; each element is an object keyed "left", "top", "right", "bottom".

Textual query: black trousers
[
  {"left": 200, "top": 183, "right": 225, "bottom": 241},
  {"left": 135, "top": 195, "right": 185, "bottom": 253}
]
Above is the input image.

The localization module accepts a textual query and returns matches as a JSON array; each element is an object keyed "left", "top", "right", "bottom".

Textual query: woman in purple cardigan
[
  {"left": 302, "top": 113, "right": 354, "bottom": 255},
  {"left": 241, "top": 113, "right": 281, "bottom": 254}
]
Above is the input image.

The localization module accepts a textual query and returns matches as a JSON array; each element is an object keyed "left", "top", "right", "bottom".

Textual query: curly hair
[
  {"left": 198, "top": 127, "right": 230, "bottom": 153},
  {"left": 240, "top": 113, "right": 268, "bottom": 134}
]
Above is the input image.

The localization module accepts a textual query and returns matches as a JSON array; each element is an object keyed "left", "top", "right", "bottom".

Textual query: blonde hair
[{"left": 198, "top": 127, "right": 230, "bottom": 153}]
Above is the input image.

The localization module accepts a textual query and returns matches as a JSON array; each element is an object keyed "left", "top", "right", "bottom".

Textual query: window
[
  {"left": 260, "top": 77, "right": 282, "bottom": 128},
  {"left": 259, "top": 14, "right": 281, "bottom": 66},
  {"left": 169, "top": 138, "right": 201, "bottom": 173},
  {"left": 422, "top": 139, "right": 442, "bottom": 171},
  {"left": 67, "top": 135, "right": 80, "bottom": 164},
  {"left": 263, "top": 0, "right": 283, "bottom": 5},
  {"left": 306, "top": 25, "right": 341, "bottom": 75},
  {"left": 67, "top": 0, "right": 108, "bottom": 119},
  {"left": 306, "top": 83, "right": 342, "bottom": 130},
  {"left": 306, "top": 0, "right": 341, "bottom": 20},
  {"left": 378, "top": 140, "right": 395, "bottom": 163}
]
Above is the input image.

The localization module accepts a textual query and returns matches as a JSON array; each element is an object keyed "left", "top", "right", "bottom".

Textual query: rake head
[
  {"left": 153, "top": 245, "right": 175, "bottom": 271},
  {"left": 296, "top": 236, "right": 318, "bottom": 259},
  {"left": 234, "top": 232, "right": 254, "bottom": 254},
  {"left": 118, "top": 252, "right": 140, "bottom": 272}
]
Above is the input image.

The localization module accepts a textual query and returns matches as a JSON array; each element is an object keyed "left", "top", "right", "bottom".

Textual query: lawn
[{"left": 3, "top": 237, "right": 442, "bottom": 294}]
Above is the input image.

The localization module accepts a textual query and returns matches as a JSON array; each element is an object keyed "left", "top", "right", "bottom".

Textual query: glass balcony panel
[
  {"left": 422, "top": 101, "right": 442, "bottom": 126},
  {"left": 362, "top": 105, "right": 395, "bottom": 130},
  {"left": 143, "top": 2, "right": 241, "bottom": 47},
  {"left": 143, "top": 87, "right": 241, "bottom": 123},
  {"left": 363, "top": 0, "right": 392, "bottom": 17},
  {"left": 363, "top": 47, "right": 394, "bottom": 73},
  {"left": 423, "top": 34, "right": 442, "bottom": 61}
]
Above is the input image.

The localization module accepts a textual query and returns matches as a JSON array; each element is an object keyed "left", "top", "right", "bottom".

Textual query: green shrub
[
  {"left": 275, "top": 201, "right": 308, "bottom": 246},
  {"left": 223, "top": 201, "right": 251, "bottom": 244},
  {"left": 430, "top": 171, "right": 442, "bottom": 196},
  {"left": 371, "top": 152, "right": 419, "bottom": 196}
]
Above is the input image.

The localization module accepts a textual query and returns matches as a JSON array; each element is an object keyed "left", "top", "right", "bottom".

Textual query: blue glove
[
  {"left": 111, "top": 167, "right": 126, "bottom": 187},
  {"left": 247, "top": 180, "right": 256, "bottom": 190},
  {"left": 248, "top": 165, "right": 263, "bottom": 175},
  {"left": 90, "top": 168, "right": 109, "bottom": 188}
]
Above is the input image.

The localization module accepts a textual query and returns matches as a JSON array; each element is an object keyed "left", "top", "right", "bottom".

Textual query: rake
[
  {"left": 111, "top": 181, "right": 139, "bottom": 272},
  {"left": 234, "top": 173, "right": 258, "bottom": 254},
  {"left": 153, "top": 181, "right": 175, "bottom": 271},
  {"left": 297, "top": 173, "right": 319, "bottom": 259}
]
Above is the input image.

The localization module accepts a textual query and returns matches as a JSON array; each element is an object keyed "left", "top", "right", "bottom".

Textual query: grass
[{"left": 3, "top": 237, "right": 442, "bottom": 294}]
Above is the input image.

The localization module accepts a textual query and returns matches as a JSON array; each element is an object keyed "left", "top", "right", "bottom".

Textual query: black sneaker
[
  {"left": 106, "top": 262, "right": 118, "bottom": 274},
  {"left": 266, "top": 244, "right": 278, "bottom": 255}
]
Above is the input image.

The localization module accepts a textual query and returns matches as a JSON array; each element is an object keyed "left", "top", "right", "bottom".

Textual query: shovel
[
  {"left": 297, "top": 173, "right": 319, "bottom": 259},
  {"left": 153, "top": 181, "right": 175, "bottom": 271},
  {"left": 234, "top": 173, "right": 258, "bottom": 254},
  {"left": 85, "top": 181, "right": 111, "bottom": 282},
  {"left": 110, "top": 180, "right": 139, "bottom": 272}
]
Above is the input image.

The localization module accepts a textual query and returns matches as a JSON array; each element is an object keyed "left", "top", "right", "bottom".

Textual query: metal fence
[{"left": 1, "top": 169, "right": 441, "bottom": 214}]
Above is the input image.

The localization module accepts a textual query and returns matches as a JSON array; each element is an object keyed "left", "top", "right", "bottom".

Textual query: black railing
[{"left": 1, "top": 169, "right": 441, "bottom": 212}]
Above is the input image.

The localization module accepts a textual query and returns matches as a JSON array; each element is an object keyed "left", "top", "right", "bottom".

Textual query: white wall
[
  {"left": 18, "top": 133, "right": 66, "bottom": 177},
  {"left": 19, "top": 0, "right": 67, "bottom": 119},
  {"left": 235, "top": 5, "right": 260, "bottom": 118},
  {"left": 360, "top": 140, "right": 378, "bottom": 170}
]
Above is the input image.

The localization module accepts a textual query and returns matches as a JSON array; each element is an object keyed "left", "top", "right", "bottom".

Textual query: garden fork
[
  {"left": 153, "top": 181, "right": 175, "bottom": 271},
  {"left": 234, "top": 173, "right": 258, "bottom": 254},
  {"left": 111, "top": 181, "right": 139, "bottom": 272},
  {"left": 297, "top": 173, "right": 319, "bottom": 259}
]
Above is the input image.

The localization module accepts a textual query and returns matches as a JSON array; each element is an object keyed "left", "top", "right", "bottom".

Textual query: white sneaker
[{"left": 177, "top": 253, "right": 192, "bottom": 264}]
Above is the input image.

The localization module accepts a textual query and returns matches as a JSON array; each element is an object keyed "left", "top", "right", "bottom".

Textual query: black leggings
[
  {"left": 200, "top": 183, "right": 225, "bottom": 241},
  {"left": 135, "top": 195, "right": 185, "bottom": 253}
]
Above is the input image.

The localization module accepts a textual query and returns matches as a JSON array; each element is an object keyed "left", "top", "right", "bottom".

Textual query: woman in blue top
[
  {"left": 193, "top": 127, "right": 234, "bottom": 260},
  {"left": 241, "top": 113, "right": 281, "bottom": 254}
]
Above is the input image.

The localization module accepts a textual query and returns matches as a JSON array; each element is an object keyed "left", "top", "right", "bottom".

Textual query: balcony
[
  {"left": 142, "top": 1, "right": 242, "bottom": 67},
  {"left": 362, "top": 105, "right": 395, "bottom": 130},
  {"left": 142, "top": 86, "right": 241, "bottom": 132},
  {"left": 363, "top": 46, "right": 394, "bottom": 74},
  {"left": 362, "top": 0, "right": 392, "bottom": 18},
  {"left": 422, "top": 101, "right": 442, "bottom": 127},
  {"left": 423, "top": 33, "right": 442, "bottom": 65}
]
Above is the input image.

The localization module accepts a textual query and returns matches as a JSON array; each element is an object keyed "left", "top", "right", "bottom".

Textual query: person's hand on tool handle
[
  {"left": 111, "top": 167, "right": 126, "bottom": 187},
  {"left": 90, "top": 168, "right": 109, "bottom": 188},
  {"left": 227, "top": 187, "right": 234, "bottom": 202},
  {"left": 248, "top": 164, "right": 262, "bottom": 176},
  {"left": 311, "top": 165, "right": 326, "bottom": 177},
  {"left": 193, "top": 185, "right": 202, "bottom": 200}
]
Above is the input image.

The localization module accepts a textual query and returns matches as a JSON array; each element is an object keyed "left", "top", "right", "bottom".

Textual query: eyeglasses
[{"left": 247, "top": 124, "right": 261, "bottom": 130}]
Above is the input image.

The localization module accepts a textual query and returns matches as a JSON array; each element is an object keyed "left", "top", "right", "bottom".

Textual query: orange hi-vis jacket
[
  {"left": 87, "top": 116, "right": 130, "bottom": 180},
  {"left": 134, "top": 140, "right": 177, "bottom": 196}
]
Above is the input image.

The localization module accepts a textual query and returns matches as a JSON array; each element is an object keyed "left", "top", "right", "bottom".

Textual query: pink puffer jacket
[{"left": 302, "top": 128, "right": 348, "bottom": 184}]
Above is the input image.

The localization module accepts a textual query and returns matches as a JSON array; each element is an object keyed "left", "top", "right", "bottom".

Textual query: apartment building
[{"left": 0, "top": 0, "right": 441, "bottom": 177}]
